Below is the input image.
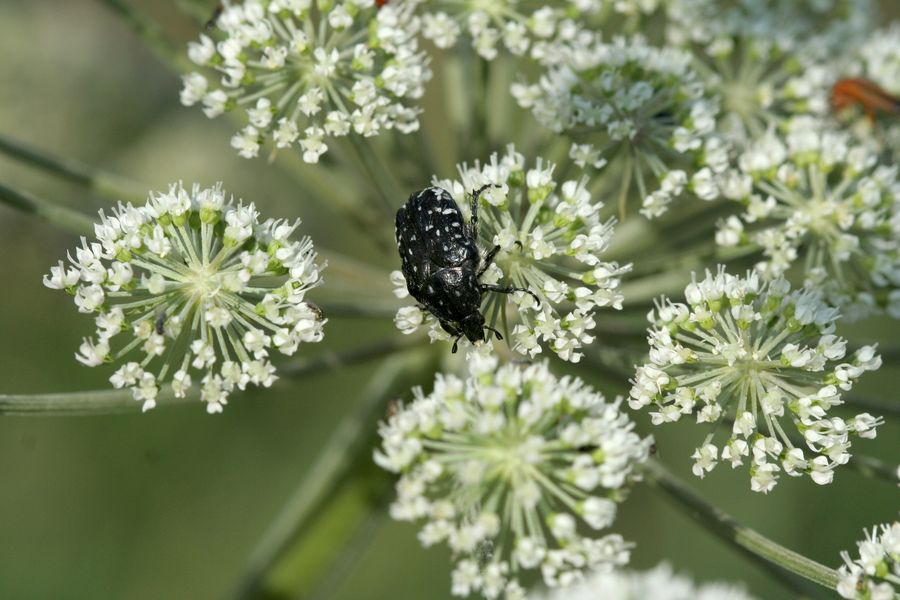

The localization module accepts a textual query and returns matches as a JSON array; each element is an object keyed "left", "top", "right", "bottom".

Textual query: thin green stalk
[
  {"left": 230, "top": 349, "right": 439, "bottom": 600},
  {"left": 0, "top": 134, "right": 145, "bottom": 203},
  {"left": 280, "top": 337, "right": 426, "bottom": 377},
  {"left": 0, "top": 182, "right": 94, "bottom": 234},
  {"left": 0, "top": 387, "right": 194, "bottom": 416},
  {"left": 96, "top": 0, "right": 193, "bottom": 73},
  {"left": 305, "top": 488, "right": 390, "bottom": 600},
  {"left": 619, "top": 266, "right": 694, "bottom": 304},
  {"left": 312, "top": 302, "right": 400, "bottom": 320},
  {"left": 2, "top": 339, "right": 420, "bottom": 417},
  {"left": 845, "top": 395, "right": 900, "bottom": 419},
  {"left": 645, "top": 459, "right": 840, "bottom": 594},
  {"left": 344, "top": 134, "right": 404, "bottom": 218},
  {"left": 848, "top": 453, "right": 899, "bottom": 485}
]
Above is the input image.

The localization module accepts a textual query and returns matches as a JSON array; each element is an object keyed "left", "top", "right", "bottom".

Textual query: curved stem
[
  {"left": 848, "top": 453, "right": 900, "bottom": 486},
  {"left": 844, "top": 395, "right": 900, "bottom": 419},
  {"left": 230, "top": 349, "right": 439, "bottom": 600},
  {"left": 97, "top": 0, "right": 193, "bottom": 72},
  {"left": 644, "top": 459, "right": 840, "bottom": 593},
  {"left": 1, "top": 339, "right": 425, "bottom": 417},
  {"left": 0, "top": 387, "right": 194, "bottom": 416},
  {"left": 0, "top": 134, "right": 146, "bottom": 203},
  {"left": 0, "top": 182, "right": 94, "bottom": 234},
  {"left": 343, "top": 134, "right": 404, "bottom": 219}
]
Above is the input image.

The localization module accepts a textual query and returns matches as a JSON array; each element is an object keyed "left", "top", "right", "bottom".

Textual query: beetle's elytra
[{"left": 395, "top": 185, "right": 539, "bottom": 352}]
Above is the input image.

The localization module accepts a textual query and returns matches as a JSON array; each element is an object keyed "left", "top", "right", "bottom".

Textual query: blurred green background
[{"left": 0, "top": 1, "right": 897, "bottom": 599}]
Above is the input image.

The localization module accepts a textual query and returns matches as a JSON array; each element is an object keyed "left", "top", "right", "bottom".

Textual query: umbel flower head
[
  {"left": 392, "top": 145, "right": 630, "bottom": 363},
  {"left": 180, "top": 0, "right": 430, "bottom": 163},
  {"left": 512, "top": 35, "right": 723, "bottom": 218},
  {"left": 837, "top": 515, "right": 900, "bottom": 600},
  {"left": 715, "top": 117, "right": 900, "bottom": 320},
  {"left": 416, "top": 1, "right": 604, "bottom": 62},
  {"left": 375, "top": 350, "right": 653, "bottom": 599},
  {"left": 44, "top": 183, "right": 325, "bottom": 413},
  {"left": 670, "top": 16, "right": 841, "bottom": 144},
  {"left": 532, "top": 562, "right": 759, "bottom": 600},
  {"left": 629, "top": 267, "right": 881, "bottom": 493}
]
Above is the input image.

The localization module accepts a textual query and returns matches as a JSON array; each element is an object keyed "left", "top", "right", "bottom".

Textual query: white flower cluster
[
  {"left": 392, "top": 145, "right": 629, "bottom": 363},
  {"left": 715, "top": 117, "right": 900, "bottom": 320},
  {"left": 677, "top": 26, "right": 833, "bottom": 143},
  {"left": 512, "top": 35, "right": 722, "bottom": 218},
  {"left": 837, "top": 516, "right": 900, "bottom": 600},
  {"left": 532, "top": 562, "right": 759, "bottom": 600},
  {"left": 375, "top": 350, "right": 653, "bottom": 599},
  {"left": 44, "top": 183, "right": 325, "bottom": 413},
  {"left": 630, "top": 267, "right": 881, "bottom": 493},
  {"left": 180, "top": 0, "right": 431, "bottom": 163},
  {"left": 417, "top": 2, "right": 592, "bottom": 61}
]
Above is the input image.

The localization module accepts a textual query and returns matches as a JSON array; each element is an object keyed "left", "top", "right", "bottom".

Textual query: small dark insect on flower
[
  {"left": 831, "top": 77, "right": 900, "bottom": 121},
  {"left": 395, "top": 185, "right": 540, "bottom": 353},
  {"left": 204, "top": 2, "right": 224, "bottom": 30},
  {"left": 154, "top": 310, "right": 167, "bottom": 336}
]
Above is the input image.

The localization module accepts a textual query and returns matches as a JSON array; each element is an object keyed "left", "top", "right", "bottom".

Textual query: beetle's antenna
[
  {"left": 451, "top": 334, "right": 463, "bottom": 354},
  {"left": 484, "top": 325, "right": 503, "bottom": 341}
]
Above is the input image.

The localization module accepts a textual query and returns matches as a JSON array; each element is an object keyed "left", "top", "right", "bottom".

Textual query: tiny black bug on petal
[{"left": 395, "top": 185, "right": 539, "bottom": 352}]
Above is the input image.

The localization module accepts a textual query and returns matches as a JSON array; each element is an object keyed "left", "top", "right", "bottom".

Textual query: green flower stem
[
  {"left": 0, "top": 135, "right": 145, "bottom": 204},
  {"left": 313, "top": 302, "right": 399, "bottom": 320},
  {"left": 1, "top": 339, "right": 423, "bottom": 417},
  {"left": 845, "top": 395, "right": 900, "bottom": 419},
  {"left": 0, "top": 387, "right": 195, "bottom": 416},
  {"left": 280, "top": 337, "right": 426, "bottom": 377},
  {"left": 230, "top": 349, "right": 440, "bottom": 600},
  {"left": 343, "top": 134, "right": 405, "bottom": 220},
  {"left": 619, "top": 266, "right": 696, "bottom": 304},
  {"left": 305, "top": 503, "right": 389, "bottom": 600},
  {"left": 172, "top": 0, "right": 211, "bottom": 25},
  {"left": 271, "top": 151, "right": 392, "bottom": 251},
  {"left": 97, "top": 0, "right": 193, "bottom": 73},
  {"left": 645, "top": 459, "right": 840, "bottom": 592},
  {"left": 0, "top": 182, "right": 94, "bottom": 235},
  {"left": 849, "top": 453, "right": 900, "bottom": 485}
]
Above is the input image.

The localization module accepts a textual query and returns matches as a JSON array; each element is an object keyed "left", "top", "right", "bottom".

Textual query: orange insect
[{"left": 831, "top": 77, "right": 900, "bottom": 121}]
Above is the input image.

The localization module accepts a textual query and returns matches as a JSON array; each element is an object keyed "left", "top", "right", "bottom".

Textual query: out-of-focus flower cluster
[
  {"left": 44, "top": 183, "right": 325, "bottom": 413},
  {"left": 181, "top": 0, "right": 431, "bottom": 162},
  {"left": 375, "top": 350, "right": 653, "bottom": 599},
  {"left": 392, "top": 145, "right": 629, "bottom": 362},
  {"left": 715, "top": 117, "right": 900, "bottom": 320},
  {"left": 512, "top": 35, "right": 723, "bottom": 218},
  {"left": 532, "top": 562, "right": 759, "bottom": 600},
  {"left": 837, "top": 515, "right": 900, "bottom": 600},
  {"left": 630, "top": 267, "right": 881, "bottom": 492}
]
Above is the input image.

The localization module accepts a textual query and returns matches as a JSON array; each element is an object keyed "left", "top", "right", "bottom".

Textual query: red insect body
[{"left": 831, "top": 78, "right": 900, "bottom": 121}]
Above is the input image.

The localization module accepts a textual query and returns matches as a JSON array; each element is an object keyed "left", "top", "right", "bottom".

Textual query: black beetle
[{"left": 395, "top": 185, "right": 539, "bottom": 352}]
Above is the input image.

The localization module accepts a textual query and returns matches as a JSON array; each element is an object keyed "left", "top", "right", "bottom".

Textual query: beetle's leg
[
  {"left": 484, "top": 325, "right": 504, "bottom": 341},
  {"left": 468, "top": 183, "right": 500, "bottom": 240},
  {"left": 477, "top": 245, "right": 501, "bottom": 278},
  {"left": 480, "top": 283, "right": 541, "bottom": 307},
  {"left": 451, "top": 333, "right": 464, "bottom": 354}
]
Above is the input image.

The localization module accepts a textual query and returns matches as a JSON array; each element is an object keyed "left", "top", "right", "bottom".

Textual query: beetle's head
[{"left": 460, "top": 312, "right": 486, "bottom": 344}]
